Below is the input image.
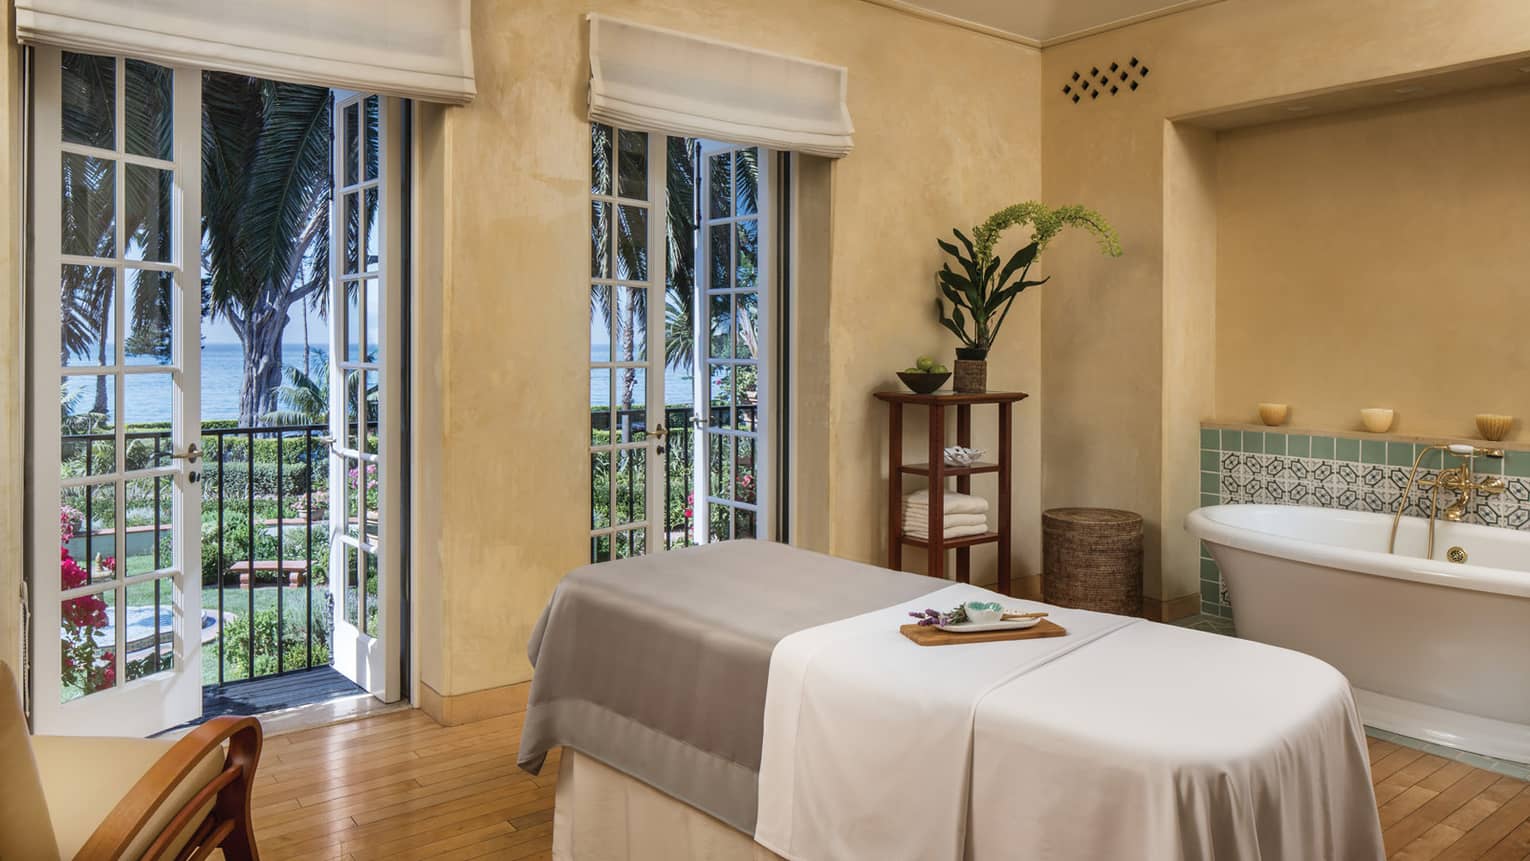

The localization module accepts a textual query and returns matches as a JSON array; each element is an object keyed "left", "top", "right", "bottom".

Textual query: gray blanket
[{"left": 518, "top": 540, "right": 946, "bottom": 832}]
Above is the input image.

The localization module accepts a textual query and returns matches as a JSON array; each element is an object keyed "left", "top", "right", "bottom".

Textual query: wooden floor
[{"left": 238, "top": 709, "right": 1530, "bottom": 860}]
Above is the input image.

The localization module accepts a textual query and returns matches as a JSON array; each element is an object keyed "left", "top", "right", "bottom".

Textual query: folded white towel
[
  {"left": 903, "top": 512, "right": 987, "bottom": 530},
  {"left": 904, "top": 521, "right": 990, "bottom": 540},
  {"left": 904, "top": 489, "right": 989, "bottom": 515}
]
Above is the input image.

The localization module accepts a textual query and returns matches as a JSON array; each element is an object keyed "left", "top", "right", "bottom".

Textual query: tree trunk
[
  {"left": 236, "top": 315, "right": 287, "bottom": 425},
  {"left": 92, "top": 328, "right": 109, "bottom": 415}
]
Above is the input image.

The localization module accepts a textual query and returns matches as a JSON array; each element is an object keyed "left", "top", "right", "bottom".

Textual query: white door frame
[
  {"left": 327, "top": 91, "right": 403, "bottom": 701},
  {"left": 693, "top": 141, "right": 772, "bottom": 543},
  {"left": 28, "top": 47, "right": 204, "bottom": 735}
]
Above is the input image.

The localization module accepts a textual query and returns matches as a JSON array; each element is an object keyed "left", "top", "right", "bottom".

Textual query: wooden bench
[{"left": 227, "top": 560, "right": 309, "bottom": 588}]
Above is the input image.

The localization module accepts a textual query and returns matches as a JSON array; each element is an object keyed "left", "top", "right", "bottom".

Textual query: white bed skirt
[{"left": 554, "top": 750, "right": 783, "bottom": 861}]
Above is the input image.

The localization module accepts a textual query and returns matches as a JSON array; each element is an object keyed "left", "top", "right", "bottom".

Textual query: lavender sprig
[{"left": 908, "top": 605, "right": 970, "bottom": 627}]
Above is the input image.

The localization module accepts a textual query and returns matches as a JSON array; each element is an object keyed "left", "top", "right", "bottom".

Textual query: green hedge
[{"left": 199, "top": 460, "right": 314, "bottom": 498}]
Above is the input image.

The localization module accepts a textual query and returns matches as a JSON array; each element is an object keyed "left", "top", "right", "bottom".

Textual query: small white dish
[
  {"left": 963, "top": 601, "right": 1004, "bottom": 623},
  {"left": 936, "top": 617, "right": 1043, "bottom": 633}
]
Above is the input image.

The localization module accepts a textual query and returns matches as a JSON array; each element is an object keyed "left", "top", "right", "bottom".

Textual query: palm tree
[
  {"left": 262, "top": 351, "right": 329, "bottom": 425},
  {"left": 201, "top": 73, "right": 334, "bottom": 425}
]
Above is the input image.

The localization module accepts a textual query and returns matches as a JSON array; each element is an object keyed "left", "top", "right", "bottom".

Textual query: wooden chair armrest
[{"left": 75, "top": 716, "right": 263, "bottom": 861}]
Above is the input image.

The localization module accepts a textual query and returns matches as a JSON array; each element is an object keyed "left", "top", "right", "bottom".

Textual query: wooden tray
[{"left": 899, "top": 619, "right": 1068, "bottom": 647}]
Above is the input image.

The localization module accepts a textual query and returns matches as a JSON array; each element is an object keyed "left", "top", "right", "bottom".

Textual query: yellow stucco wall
[
  {"left": 1, "top": 0, "right": 23, "bottom": 673},
  {"left": 423, "top": 0, "right": 1044, "bottom": 695},
  {"left": 1041, "top": 0, "right": 1530, "bottom": 604},
  {"left": 1214, "top": 84, "right": 1530, "bottom": 440}
]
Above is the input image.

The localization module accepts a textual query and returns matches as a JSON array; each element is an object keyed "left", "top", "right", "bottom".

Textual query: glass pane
[
  {"left": 709, "top": 294, "right": 732, "bottom": 359},
  {"left": 347, "top": 459, "right": 364, "bottom": 540},
  {"left": 590, "top": 285, "right": 612, "bottom": 362},
  {"left": 614, "top": 286, "right": 646, "bottom": 362},
  {"left": 590, "top": 368, "right": 611, "bottom": 445},
  {"left": 614, "top": 447, "right": 646, "bottom": 527},
  {"left": 708, "top": 364, "right": 731, "bottom": 428},
  {"left": 364, "top": 550, "right": 379, "bottom": 636},
  {"left": 343, "top": 192, "right": 360, "bottom": 274},
  {"left": 363, "top": 187, "right": 380, "bottom": 273},
  {"left": 364, "top": 279, "right": 380, "bottom": 361},
  {"left": 344, "top": 102, "right": 360, "bottom": 186},
  {"left": 709, "top": 154, "right": 730, "bottom": 219},
  {"left": 617, "top": 130, "right": 647, "bottom": 200},
  {"left": 62, "top": 153, "right": 116, "bottom": 258},
  {"left": 343, "top": 542, "right": 359, "bottom": 626},
  {"left": 735, "top": 292, "right": 758, "bottom": 361},
  {"left": 736, "top": 508, "right": 757, "bottom": 539},
  {"left": 363, "top": 96, "right": 380, "bottom": 181},
  {"left": 735, "top": 369, "right": 759, "bottom": 431},
  {"left": 61, "top": 375, "right": 115, "bottom": 477},
  {"left": 735, "top": 149, "right": 759, "bottom": 216},
  {"left": 123, "top": 476, "right": 172, "bottom": 576},
  {"left": 60, "top": 589, "right": 116, "bottom": 702},
  {"left": 616, "top": 205, "right": 647, "bottom": 280},
  {"left": 591, "top": 533, "right": 611, "bottom": 563},
  {"left": 342, "top": 370, "right": 361, "bottom": 450},
  {"left": 709, "top": 224, "right": 729, "bottom": 291},
  {"left": 61, "top": 52, "right": 115, "bottom": 149},
  {"left": 735, "top": 220, "right": 758, "bottom": 290},
  {"left": 362, "top": 370, "right": 379, "bottom": 450},
  {"left": 616, "top": 528, "right": 645, "bottom": 560},
  {"left": 591, "top": 451, "right": 610, "bottom": 529},
  {"left": 122, "top": 374, "right": 173, "bottom": 465},
  {"left": 591, "top": 124, "right": 612, "bottom": 195},
  {"left": 612, "top": 368, "right": 646, "bottom": 443},
  {"left": 61, "top": 482, "right": 117, "bottom": 586},
  {"left": 709, "top": 434, "right": 733, "bottom": 501},
  {"left": 736, "top": 437, "right": 756, "bottom": 505},
  {"left": 345, "top": 282, "right": 362, "bottom": 362},
  {"left": 591, "top": 201, "right": 612, "bottom": 279},
  {"left": 124, "top": 270, "right": 172, "bottom": 365},
  {"left": 124, "top": 59, "right": 173, "bottom": 160},
  {"left": 709, "top": 504, "right": 732, "bottom": 543},
  {"left": 60, "top": 265, "right": 115, "bottom": 367},
  {"left": 125, "top": 576, "right": 174, "bottom": 681}
]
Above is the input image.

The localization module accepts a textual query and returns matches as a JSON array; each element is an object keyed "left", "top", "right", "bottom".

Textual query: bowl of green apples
[{"left": 896, "top": 356, "right": 951, "bottom": 394}]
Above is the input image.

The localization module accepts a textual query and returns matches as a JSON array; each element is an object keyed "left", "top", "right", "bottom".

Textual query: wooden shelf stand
[{"left": 874, "top": 390, "right": 1029, "bottom": 595}]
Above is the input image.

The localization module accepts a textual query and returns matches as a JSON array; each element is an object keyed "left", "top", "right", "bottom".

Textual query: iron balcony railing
[{"left": 64, "top": 423, "right": 338, "bottom": 690}]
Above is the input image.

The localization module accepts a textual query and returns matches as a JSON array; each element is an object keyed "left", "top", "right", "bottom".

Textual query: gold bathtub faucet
[{"left": 1388, "top": 443, "right": 1504, "bottom": 558}]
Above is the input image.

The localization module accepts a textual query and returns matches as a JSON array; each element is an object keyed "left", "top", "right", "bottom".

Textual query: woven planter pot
[
  {"left": 1042, "top": 508, "right": 1143, "bottom": 615},
  {"left": 953, "top": 348, "right": 988, "bottom": 393}
]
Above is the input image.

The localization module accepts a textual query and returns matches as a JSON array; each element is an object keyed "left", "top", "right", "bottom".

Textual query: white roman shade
[
  {"left": 15, "top": 0, "right": 475, "bottom": 104},
  {"left": 588, "top": 14, "right": 854, "bottom": 159}
]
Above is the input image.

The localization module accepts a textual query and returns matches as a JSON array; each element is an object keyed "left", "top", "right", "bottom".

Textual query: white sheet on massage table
[
  {"left": 970, "top": 621, "right": 1384, "bottom": 860},
  {"left": 755, "top": 583, "right": 1383, "bottom": 861},
  {"left": 755, "top": 583, "right": 1137, "bottom": 861}
]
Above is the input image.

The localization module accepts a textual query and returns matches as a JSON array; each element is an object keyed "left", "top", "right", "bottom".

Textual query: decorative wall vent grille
[{"left": 1062, "top": 56, "right": 1148, "bottom": 103}]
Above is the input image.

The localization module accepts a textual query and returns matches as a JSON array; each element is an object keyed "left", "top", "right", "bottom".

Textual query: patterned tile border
[{"left": 1198, "top": 426, "right": 1530, "bottom": 618}]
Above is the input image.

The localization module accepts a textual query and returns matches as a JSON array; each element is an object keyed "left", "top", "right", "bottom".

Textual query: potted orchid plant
[{"left": 936, "top": 202, "right": 1122, "bottom": 392}]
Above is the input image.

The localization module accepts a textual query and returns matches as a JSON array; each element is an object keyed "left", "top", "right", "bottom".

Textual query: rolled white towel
[
  {"left": 904, "top": 521, "right": 991, "bottom": 540},
  {"left": 902, "top": 512, "right": 987, "bottom": 530},
  {"left": 904, "top": 489, "right": 989, "bottom": 515}
]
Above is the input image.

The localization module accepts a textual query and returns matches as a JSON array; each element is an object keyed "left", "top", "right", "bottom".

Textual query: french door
[
  {"left": 588, "top": 126, "right": 775, "bottom": 562},
  {"left": 29, "top": 47, "right": 204, "bottom": 735},
  {"left": 327, "top": 91, "right": 403, "bottom": 701}
]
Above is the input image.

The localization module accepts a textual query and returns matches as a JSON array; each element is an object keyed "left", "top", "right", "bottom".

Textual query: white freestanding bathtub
[{"left": 1187, "top": 504, "right": 1530, "bottom": 763}]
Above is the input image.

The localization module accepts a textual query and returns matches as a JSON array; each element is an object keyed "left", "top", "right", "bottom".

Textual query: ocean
[{"left": 63, "top": 342, "right": 696, "bottom": 425}]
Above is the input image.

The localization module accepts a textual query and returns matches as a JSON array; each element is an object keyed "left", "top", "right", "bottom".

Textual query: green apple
[
  {"left": 915, "top": 355, "right": 935, "bottom": 371},
  {"left": 904, "top": 366, "right": 922, "bottom": 373},
  {"left": 929, "top": 364, "right": 948, "bottom": 373}
]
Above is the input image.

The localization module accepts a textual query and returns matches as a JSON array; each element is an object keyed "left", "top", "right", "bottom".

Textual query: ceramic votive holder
[
  {"left": 1258, "top": 403, "right": 1289, "bottom": 427},
  {"left": 1361, "top": 408, "right": 1395, "bottom": 434},
  {"left": 1476, "top": 414, "right": 1513, "bottom": 442}
]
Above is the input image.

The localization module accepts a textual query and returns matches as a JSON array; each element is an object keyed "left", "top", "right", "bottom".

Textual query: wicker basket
[{"left": 1042, "top": 508, "right": 1143, "bottom": 615}]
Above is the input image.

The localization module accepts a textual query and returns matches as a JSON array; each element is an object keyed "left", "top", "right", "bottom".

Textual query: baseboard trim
[
  {"left": 1142, "top": 592, "right": 1201, "bottom": 622},
  {"left": 419, "top": 679, "right": 531, "bottom": 726}
]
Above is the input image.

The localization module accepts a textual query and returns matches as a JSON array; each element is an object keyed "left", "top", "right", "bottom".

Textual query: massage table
[{"left": 520, "top": 540, "right": 1384, "bottom": 861}]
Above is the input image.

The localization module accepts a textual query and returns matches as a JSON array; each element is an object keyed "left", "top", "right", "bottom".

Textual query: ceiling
[{"left": 891, "top": 0, "right": 1217, "bottom": 45}]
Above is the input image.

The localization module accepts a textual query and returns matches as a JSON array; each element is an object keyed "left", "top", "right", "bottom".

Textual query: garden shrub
[{"left": 220, "top": 604, "right": 332, "bottom": 679}]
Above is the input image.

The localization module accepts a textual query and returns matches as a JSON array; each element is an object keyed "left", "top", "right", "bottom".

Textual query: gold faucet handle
[{"left": 1477, "top": 476, "right": 1507, "bottom": 494}]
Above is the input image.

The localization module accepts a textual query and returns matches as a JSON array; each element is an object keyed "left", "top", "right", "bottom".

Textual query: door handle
[
  {"left": 652, "top": 423, "right": 668, "bottom": 440},
  {"left": 171, "top": 442, "right": 201, "bottom": 464}
]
